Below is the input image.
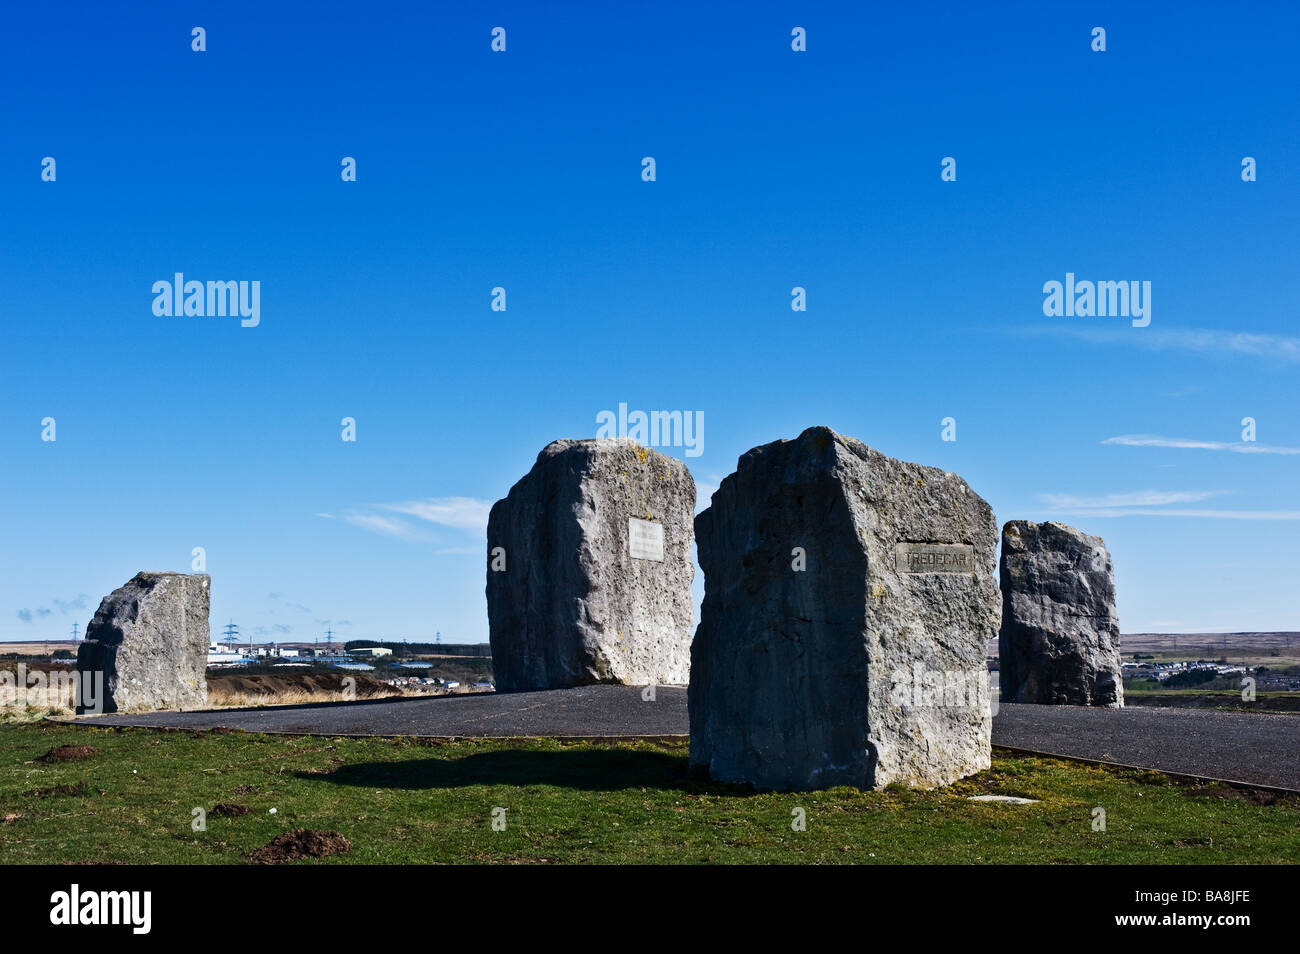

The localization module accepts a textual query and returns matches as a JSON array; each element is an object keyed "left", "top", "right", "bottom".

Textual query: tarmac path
[{"left": 62, "top": 686, "right": 1300, "bottom": 791}]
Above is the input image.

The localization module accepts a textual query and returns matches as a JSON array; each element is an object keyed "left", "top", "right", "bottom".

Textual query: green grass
[{"left": 2, "top": 722, "right": 1297, "bottom": 864}]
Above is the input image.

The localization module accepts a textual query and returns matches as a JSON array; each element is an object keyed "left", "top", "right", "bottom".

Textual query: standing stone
[
  {"left": 689, "top": 426, "right": 999, "bottom": 791},
  {"left": 75, "top": 571, "right": 210, "bottom": 714},
  {"left": 998, "top": 521, "right": 1123, "bottom": 707},
  {"left": 487, "top": 438, "right": 695, "bottom": 691}
]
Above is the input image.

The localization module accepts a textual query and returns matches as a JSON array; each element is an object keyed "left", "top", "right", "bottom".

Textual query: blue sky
[{"left": 2, "top": 1, "right": 1297, "bottom": 645}]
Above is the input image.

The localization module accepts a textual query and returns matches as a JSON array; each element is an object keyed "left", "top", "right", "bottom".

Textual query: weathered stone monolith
[
  {"left": 998, "top": 520, "right": 1123, "bottom": 707},
  {"left": 486, "top": 438, "right": 695, "bottom": 691},
  {"left": 689, "top": 426, "right": 1000, "bottom": 791},
  {"left": 75, "top": 572, "right": 210, "bottom": 714}
]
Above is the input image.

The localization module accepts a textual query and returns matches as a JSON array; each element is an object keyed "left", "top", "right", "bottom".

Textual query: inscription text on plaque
[{"left": 895, "top": 542, "right": 974, "bottom": 574}]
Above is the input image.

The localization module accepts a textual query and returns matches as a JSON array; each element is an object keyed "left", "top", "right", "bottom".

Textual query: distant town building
[{"left": 207, "top": 644, "right": 252, "bottom": 667}]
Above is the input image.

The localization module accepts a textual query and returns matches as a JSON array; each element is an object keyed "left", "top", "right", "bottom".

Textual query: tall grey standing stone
[
  {"left": 689, "top": 426, "right": 999, "bottom": 791},
  {"left": 998, "top": 520, "right": 1123, "bottom": 707},
  {"left": 75, "top": 571, "right": 210, "bottom": 714},
  {"left": 486, "top": 438, "right": 695, "bottom": 691}
]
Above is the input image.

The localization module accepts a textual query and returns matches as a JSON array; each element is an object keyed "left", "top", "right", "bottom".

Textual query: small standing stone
[
  {"left": 75, "top": 572, "right": 210, "bottom": 713},
  {"left": 998, "top": 520, "right": 1124, "bottom": 707},
  {"left": 486, "top": 438, "right": 695, "bottom": 691}
]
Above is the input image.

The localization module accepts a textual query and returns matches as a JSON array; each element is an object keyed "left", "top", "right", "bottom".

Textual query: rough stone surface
[
  {"left": 75, "top": 572, "right": 210, "bottom": 713},
  {"left": 487, "top": 438, "right": 695, "bottom": 691},
  {"left": 999, "top": 520, "right": 1124, "bottom": 707},
  {"left": 689, "top": 426, "right": 999, "bottom": 791}
]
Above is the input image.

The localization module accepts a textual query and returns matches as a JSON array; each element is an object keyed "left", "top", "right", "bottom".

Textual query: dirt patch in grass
[
  {"left": 36, "top": 744, "right": 98, "bottom": 763},
  {"left": 249, "top": 829, "right": 351, "bottom": 864},
  {"left": 60, "top": 860, "right": 124, "bottom": 865},
  {"left": 212, "top": 803, "right": 249, "bottom": 816},
  {"left": 183, "top": 726, "right": 242, "bottom": 737},
  {"left": 1173, "top": 837, "right": 1216, "bottom": 847},
  {"left": 24, "top": 781, "right": 91, "bottom": 798}
]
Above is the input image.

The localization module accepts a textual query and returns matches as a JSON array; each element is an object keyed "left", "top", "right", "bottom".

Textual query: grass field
[{"left": 1, "top": 722, "right": 1297, "bottom": 865}]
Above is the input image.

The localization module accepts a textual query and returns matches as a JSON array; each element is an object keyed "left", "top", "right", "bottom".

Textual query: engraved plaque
[
  {"left": 895, "top": 542, "right": 974, "bottom": 574},
  {"left": 628, "top": 518, "right": 665, "bottom": 561}
]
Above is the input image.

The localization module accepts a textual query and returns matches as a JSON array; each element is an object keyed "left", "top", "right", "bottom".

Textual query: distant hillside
[
  {"left": 344, "top": 640, "right": 491, "bottom": 657},
  {"left": 1, "top": 641, "right": 79, "bottom": 656},
  {"left": 1122, "top": 631, "right": 1299, "bottom": 643},
  {"left": 988, "top": 632, "right": 1299, "bottom": 656}
]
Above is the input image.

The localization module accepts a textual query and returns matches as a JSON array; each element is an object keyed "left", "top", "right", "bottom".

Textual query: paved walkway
[
  {"left": 70, "top": 685, "right": 689, "bottom": 739},
  {"left": 63, "top": 687, "right": 1300, "bottom": 791},
  {"left": 991, "top": 702, "right": 1300, "bottom": 790}
]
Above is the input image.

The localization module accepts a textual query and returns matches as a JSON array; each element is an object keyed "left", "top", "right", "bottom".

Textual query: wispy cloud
[
  {"left": 52, "top": 594, "right": 88, "bottom": 614},
  {"left": 1027, "top": 326, "right": 1300, "bottom": 364},
  {"left": 266, "top": 594, "right": 311, "bottom": 614},
  {"left": 252, "top": 624, "right": 293, "bottom": 637},
  {"left": 1102, "top": 434, "right": 1300, "bottom": 455},
  {"left": 344, "top": 513, "right": 417, "bottom": 538},
  {"left": 1041, "top": 490, "right": 1230, "bottom": 509},
  {"left": 330, "top": 496, "right": 493, "bottom": 542},
  {"left": 380, "top": 497, "right": 491, "bottom": 532},
  {"left": 16, "top": 594, "right": 89, "bottom": 624},
  {"left": 1039, "top": 489, "right": 1295, "bottom": 521},
  {"left": 1056, "top": 508, "right": 1300, "bottom": 520}
]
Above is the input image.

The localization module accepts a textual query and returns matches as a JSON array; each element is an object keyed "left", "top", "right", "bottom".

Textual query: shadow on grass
[{"left": 299, "top": 747, "right": 754, "bottom": 795}]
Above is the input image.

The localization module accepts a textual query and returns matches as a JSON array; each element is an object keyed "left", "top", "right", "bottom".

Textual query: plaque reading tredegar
[
  {"left": 896, "top": 542, "right": 975, "bottom": 574},
  {"left": 628, "top": 517, "right": 665, "bottom": 561}
]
